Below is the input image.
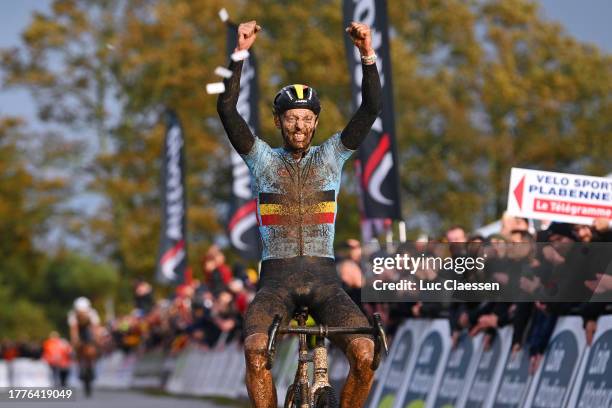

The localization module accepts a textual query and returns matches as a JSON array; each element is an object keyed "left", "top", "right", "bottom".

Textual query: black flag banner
[
  {"left": 226, "top": 22, "right": 261, "bottom": 260},
  {"left": 343, "top": 0, "right": 402, "bottom": 219},
  {"left": 156, "top": 110, "right": 188, "bottom": 284}
]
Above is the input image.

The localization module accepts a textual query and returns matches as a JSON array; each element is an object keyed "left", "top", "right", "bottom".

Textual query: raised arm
[
  {"left": 340, "top": 22, "right": 382, "bottom": 150},
  {"left": 216, "top": 21, "right": 261, "bottom": 155}
]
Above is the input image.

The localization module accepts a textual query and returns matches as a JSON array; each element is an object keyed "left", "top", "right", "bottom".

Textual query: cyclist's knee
[
  {"left": 244, "top": 333, "right": 269, "bottom": 372},
  {"left": 347, "top": 337, "right": 375, "bottom": 375}
]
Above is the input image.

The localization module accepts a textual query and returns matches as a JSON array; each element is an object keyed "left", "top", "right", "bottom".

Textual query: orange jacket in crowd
[{"left": 42, "top": 337, "right": 73, "bottom": 369}]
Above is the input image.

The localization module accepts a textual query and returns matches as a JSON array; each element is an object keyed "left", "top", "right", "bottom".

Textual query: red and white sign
[{"left": 507, "top": 167, "right": 612, "bottom": 225}]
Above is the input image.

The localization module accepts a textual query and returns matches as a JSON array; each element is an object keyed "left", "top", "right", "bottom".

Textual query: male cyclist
[
  {"left": 217, "top": 20, "right": 381, "bottom": 408},
  {"left": 67, "top": 297, "right": 100, "bottom": 397}
]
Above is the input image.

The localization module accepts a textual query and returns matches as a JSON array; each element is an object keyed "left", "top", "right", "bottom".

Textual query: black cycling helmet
[{"left": 272, "top": 84, "right": 321, "bottom": 116}]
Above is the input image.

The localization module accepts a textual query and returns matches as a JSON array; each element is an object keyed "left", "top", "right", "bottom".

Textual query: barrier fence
[{"left": 2, "top": 315, "right": 612, "bottom": 407}]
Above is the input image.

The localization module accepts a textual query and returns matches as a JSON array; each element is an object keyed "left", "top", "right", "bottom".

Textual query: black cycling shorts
[{"left": 244, "top": 256, "right": 371, "bottom": 351}]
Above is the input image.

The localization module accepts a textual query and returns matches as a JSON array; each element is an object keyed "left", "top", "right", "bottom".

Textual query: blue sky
[{"left": 1, "top": 0, "right": 611, "bottom": 123}]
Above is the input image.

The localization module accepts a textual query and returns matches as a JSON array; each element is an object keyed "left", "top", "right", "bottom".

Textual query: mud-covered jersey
[{"left": 241, "top": 133, "right": 354, "bottom": 260}]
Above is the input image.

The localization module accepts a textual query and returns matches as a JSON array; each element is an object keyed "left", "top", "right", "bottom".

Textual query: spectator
[
  {"left": 500, "top": 212, "right": 529, "bottom": 238},
  {"left": 202, "top": 245, "right": 233, "bottom": 295},
  {"left": 134, "top": 280, "right": 154, "bottom": 314},
  {"left": 445, "top": 225, "right": 467, "bottom": 243},
  {"left": 337, "top": 257, "right": 364, "bottom": 312},
  {"left": 42, "top": 332, "right": 72, "bottom": 387}
]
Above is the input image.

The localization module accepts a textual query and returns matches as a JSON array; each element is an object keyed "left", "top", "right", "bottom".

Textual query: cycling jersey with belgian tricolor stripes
[{"left": 241, "top": 133, "right": 354, "bottom": 260}]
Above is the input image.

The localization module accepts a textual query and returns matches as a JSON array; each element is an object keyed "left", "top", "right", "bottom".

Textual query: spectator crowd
[{"left": 2, "top": 215, "right": 611, "bottom": 378}]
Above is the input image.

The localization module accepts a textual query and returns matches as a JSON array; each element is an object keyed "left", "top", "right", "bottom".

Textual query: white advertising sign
[
  {"left": 11, "top": 359, "right": 52, "bottom": 387},
  {"left": 523, "top": 316, "right": 586, "bottom": 408},
  {"left": 568, "top": 314, "right": 612, "bottom": 408},
  {"left": 368, "top": 319, "right": 429, "bottom": 408},
  {"left": 394, "top": 319, "right": 451, "bottom": 408},
  {"left": 507, "top": 167, "right": 612, "bottom": 225},
  {"left": 0, "top": 361, "right": 8, "bottom": 387}
]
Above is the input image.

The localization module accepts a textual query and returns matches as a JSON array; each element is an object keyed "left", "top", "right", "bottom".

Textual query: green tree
[
  {"left": 389, "top": 0, "right": 611, "bottom": 231},
  {"left": 2, "top": 0, "right": 610, "bottom": 279},
  {"left": 0, "top": 116, "right": 74, "bottom": 338},
  {"left": 0, "top": 286, "right": 54, "bottom": 340}
]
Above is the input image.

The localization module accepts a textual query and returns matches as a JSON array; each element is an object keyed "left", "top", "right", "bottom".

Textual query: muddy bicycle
[{"left": 266, "top": 307, "right": 389, "bottom": 408}]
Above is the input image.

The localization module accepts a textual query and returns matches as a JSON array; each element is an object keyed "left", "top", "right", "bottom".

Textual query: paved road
[{"left": 1, "top": 389, "right": 247, "bottom": 408}]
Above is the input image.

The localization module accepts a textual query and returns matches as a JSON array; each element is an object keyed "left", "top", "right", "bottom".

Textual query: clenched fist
[
  {"left": 346, "top": 22, "right": 374, "bottom": 57},
  {"left": 236, "top": 20, "right": 261, "bottom": 52}
]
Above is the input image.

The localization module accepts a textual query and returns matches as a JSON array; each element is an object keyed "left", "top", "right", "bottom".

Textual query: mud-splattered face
[{"left": 275, "top": 108, "right": 318, "bottom": 153}]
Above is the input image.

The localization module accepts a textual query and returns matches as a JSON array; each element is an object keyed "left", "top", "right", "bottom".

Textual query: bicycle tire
[
  {"left": 313, "top": 385, "right": 338, "bottom": 408},
  {"left": 80, "top": 363, "right": 94, "bottom": 397},
  {"left": 284, "top": 383, "right": 299, "bottom": 408}
]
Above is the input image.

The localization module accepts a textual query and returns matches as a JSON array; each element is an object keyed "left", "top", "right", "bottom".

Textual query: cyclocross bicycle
[{"left": 266, "top": 307, "right": 388, "bottom": 408}]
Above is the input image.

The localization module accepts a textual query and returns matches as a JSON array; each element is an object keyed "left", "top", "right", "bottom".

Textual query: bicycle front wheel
[
  {"left": 284, "top": 383, "right": 299, "bottom": 408},
  {"left": 313, "top": 386, "right": 338, "bottom": 408}
]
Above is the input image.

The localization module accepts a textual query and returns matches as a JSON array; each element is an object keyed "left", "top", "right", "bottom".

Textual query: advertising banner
[
  {"left": 192, "top": 350, "right": 215, "bottom": 396},
  {"left": 274, "top": 338, "right": 300, "bottom": 404},
  {"left": 96, "top": 351, "right": 136, "bottom": 389},
  {"left": 0, "top": 362, "right": 8, "bottom": 387},
  {"left": 568, "top": 314, "right": 612, "bottom": 408},
  {"left": 457, "top": 327, "right": 513, "bottom": 408},
  {"left": 491, "top": 348, "right": 532, "bottom": 408},
  {"left": 431, "top": 332, "right": 483, "bottom": 408},
  {"left": 524, "top": 316, "right": 586, "bottom": 408},
  {"left": 165, "top": 346, "right": 191, "bottom": 394},
  {"left": 156, "top": 110, "right": 188, "bottom": 284},
  {"left": 10, "top": 358, "right": 52, "bottom": 387},
  {"left": 368, "top": 319, "right": 428, "bottom": 408},
  {"left": 395, "top": 319, "right": 450, "bottom": 408},
  {"left": 329, "top": 346, "right": 350, "bottom": 396},
  {"left": 342, "top": 0, "right": 402, "bottom": 219},
  {"left": 130, "top": 349, "right": 168, "bottom": 388},
  {"left": 364, "top": 352, "right": 389, "bottom": 408},
  {"left": 507, "top": 167, "right": 612, "bottom": 225},
  {"left": 226, "top": 22, "right": 261, "bottom": 260}
]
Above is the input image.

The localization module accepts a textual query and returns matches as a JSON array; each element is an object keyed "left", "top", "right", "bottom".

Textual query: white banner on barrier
[
  {"left": 328, "top": 346, "right": 350, "bottom": 396},
  {"left": 130, "top": 349, "right": 166, "bottom": 388},
  {"left": 394, "top": 319, "right": 451, "bottom": 408},
  {"left": 524, "top": 316, "right": 586, "bottom": 408},
  {"left": 190, "top": 349, "right": 212, "bottom": 396},
  {"left": 568, "top": 314, "right": 612, "bottom": 408},
  {"left": 207, "top": 345, "right": 243, "bottom": 398},
  {"left": 214, "top": 349, "right": 232, "bottom": 395},
  {"left": 368, "top": 319, "right": 429, "bottom": 408},
  {"left": 226, "top": 343, "right": 247, "bottom": 398},
  {"left": 429, "top": 331, "right": 483, "bottom": 408},
  {"left": 11, "top": 359, "right": 52, "bottom": 387},
  {"left": 490, "top": 347, "right": 532, "bottom": 408},
  {"left": 364, "top": 350, "right": 389, "bottom": 408},
  {"left": 200, "top": 348, "right": 223, "bottom": 396},
  {"left": 274, "top": 338, "right": 300, "bottom": 404},
  {"left": 96, "top": 351, "right": 136, "bottom": 389},
  {"left": 97, "top": 352, "right": 119, "bottom": 388},
  {"left": 165, "top": 346, "right": 192, "bottom": 394},
  {"left": 233, "top": 345, "right": 247, "bottom": 399},
  {"left": 456, "top": 326, "right": 513, "bottom": 408},
  {"left": 0, "top": 361, "right": 9, "bottom": 387}
]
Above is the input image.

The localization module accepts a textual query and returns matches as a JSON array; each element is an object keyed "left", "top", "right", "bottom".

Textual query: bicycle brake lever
[
  {"left": 266, "top": 314, "right": 282, "bottom": 370},
  {"left": 373, "top": 313, "right": 389, "bottom": 356}
]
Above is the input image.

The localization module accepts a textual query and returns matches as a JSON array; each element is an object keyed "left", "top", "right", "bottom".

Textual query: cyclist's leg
[
  {"left": 244, "top": 286, "right": 293, "bottom": 408},
  {"left": 79, "top": 343, "right": 96, "bottom": 397},
  {"left": 312, "top": 285, "right": 375, "bottom": 408}
]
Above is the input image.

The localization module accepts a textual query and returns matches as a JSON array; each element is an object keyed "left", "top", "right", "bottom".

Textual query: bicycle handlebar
[
  {"left": 265, "top": 312, "right": 389, "bottom": 370},
  {"left": 279, "top": 326, "right": 376, "bottom": 336}
]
